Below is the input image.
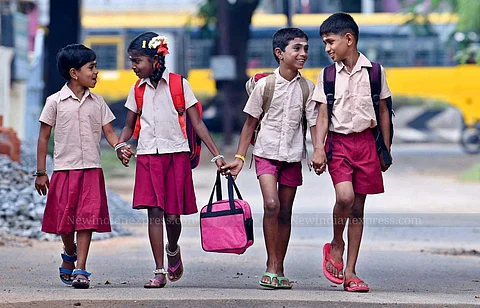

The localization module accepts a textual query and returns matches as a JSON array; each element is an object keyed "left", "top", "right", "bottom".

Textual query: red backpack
[{"left": 132, "top": 73, "right": 202, "bottom": 169}]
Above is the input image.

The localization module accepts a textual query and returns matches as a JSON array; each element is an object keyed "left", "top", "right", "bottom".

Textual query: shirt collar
[
  {"left": 335, "top": 52, "right": 372, "bottom": 74},
  {"left": 274, "top": 67, "right": 302, "bottom": 84},
  {"left": 138, "top": 67, "right": 170, "bottom": 87},
  {"left": 59, "top": 83, "right": 91, "bottom": 102}
]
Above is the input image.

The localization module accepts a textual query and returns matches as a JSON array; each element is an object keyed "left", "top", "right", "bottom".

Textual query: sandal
[
  {"left": 72, "top": 269, "right": 91, "bottom": 289},
  {"left": 144, "top": 268, "right": 167, "bottom": 288},
  {"left": 259, "top": 272, "right": 278, "bottom": 289},
  {"left": 165, "top": 244, "right": 183, "bottom": 282},
  {"left": 344, "top": 277, "right": 370, "bottom": 292},
  {"left": 59, "top": 244, "right": 77, "bottom": 285},
  {"left": 276, "top": 276, "right": 293, "bottom": 289}
]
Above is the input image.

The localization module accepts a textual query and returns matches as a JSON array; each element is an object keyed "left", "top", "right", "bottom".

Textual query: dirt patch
[{"left": 422, "top": 248, "right": 480, "bottom": 257}]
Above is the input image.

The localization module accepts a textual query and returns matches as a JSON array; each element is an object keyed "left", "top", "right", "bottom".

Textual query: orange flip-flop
[
  {"left": 323, "top": 243, "right": 344, "bottom": 284},
  {"left": 344, "top": 277, "right": 370, "bottom": 292}
]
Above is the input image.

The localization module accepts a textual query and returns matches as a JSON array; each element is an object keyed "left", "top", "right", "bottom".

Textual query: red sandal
[{"left": 344, "top": 277, "right": 370, "bottom": 292}]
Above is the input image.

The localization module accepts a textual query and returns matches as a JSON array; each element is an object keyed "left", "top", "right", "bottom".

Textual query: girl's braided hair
[{"left": 127, "top": 31, "right": 167, "bottom": 83}]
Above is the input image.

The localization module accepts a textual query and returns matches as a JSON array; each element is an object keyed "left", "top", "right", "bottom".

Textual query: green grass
[
  {"left": 459, "top": 163, "right": 480, "bottom": 182},
  {"left": 101, "top": 147, "right": 135, "bottom": 179}
]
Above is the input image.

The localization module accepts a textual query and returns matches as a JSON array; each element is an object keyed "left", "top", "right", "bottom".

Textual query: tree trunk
[{"left": 215, "top": 0, "right": 259, "bottom": 145}]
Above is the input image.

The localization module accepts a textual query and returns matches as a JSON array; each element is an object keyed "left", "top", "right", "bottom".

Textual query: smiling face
[
  {"left": 322, "top": 32, "right": 353, "bottom": 62},
  {"left": 128, "top": 51, "right": 156, "bottom": 79},
  {"left": 275, "top": 37, "right": 309, "bottom": 70},
  {"left": 71, "top": 60, "right": 98, "bottom": 88}
]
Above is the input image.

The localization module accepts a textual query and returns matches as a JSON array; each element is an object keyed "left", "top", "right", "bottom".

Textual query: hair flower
[{"left": 148, "top": 35, "right": 169, "bottom": 56}]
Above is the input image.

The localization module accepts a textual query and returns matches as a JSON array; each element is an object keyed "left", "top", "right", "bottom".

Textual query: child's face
[
  {"left": 276, "top": 37, "right": 309, "bottom": 70},
  {"left": 72, "top": 60, "right": 98, "bottom": 88},
  {"left": 128, "top": 52, "right": 155, "bottom": 79},
  {"left": 322, "top": 33, "right": 352, "bottom": 62}
]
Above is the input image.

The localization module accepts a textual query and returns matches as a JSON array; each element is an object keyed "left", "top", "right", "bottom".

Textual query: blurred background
[{"left": 0, "top": 0, "right": 479, "bottom": 159}]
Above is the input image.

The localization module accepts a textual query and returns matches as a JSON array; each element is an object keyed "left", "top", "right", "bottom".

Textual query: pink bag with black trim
[{"left": 200, "top": 173, "right": 254, "bottom": 254}]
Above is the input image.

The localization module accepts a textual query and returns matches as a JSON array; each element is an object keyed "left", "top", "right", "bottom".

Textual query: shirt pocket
[
  {"left": 56, "top": 109, "right": 75, "bottom": 128},
  {"left": 87, "top": 107, "right": 102, "bottom": 133},
  {"left": 355, "top": 82, "right": 372, "bottom": 108},
  {"left": 287, "top": 102, "right": 302, "bottom": 128}
]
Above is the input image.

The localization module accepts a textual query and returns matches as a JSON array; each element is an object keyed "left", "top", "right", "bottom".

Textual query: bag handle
[{"left": 206, "top": 173, "right": 243, "bottom": 213}]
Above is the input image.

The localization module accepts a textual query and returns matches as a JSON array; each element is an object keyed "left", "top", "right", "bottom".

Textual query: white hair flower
[{"left": 148, "top": 36, "right": 168, "bottom": 49}]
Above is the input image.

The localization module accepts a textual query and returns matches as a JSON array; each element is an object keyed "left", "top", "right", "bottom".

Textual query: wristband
[
  {"left": 210, "top": 154, "right": 224, "bottom": 163},
  {"left": 114, "top": 142, "right": 127, "bottom": 151},
  {"left": 235, "top": 154, "right": 245, "bottom": 163},
  {"left": 33, "top": 170, "right": 47, "bottom": 177}
]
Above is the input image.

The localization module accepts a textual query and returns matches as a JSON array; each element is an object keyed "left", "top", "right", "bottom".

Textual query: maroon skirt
[
  {"left": 133, "top": 153, "right": 197, "bottom": 215},
  {"left": 42, "top": 168, "right": 111, "bottom": 234}
]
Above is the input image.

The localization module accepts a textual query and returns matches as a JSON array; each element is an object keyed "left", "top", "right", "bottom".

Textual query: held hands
[
  {"left": 116, "top": 144, "right": 134, "bottom": 167},
  {"left": 214, "top": 157, "right": 228, "bottom": 175},
  {"left": 222, "top": 157, "right": 244, "bottom": 179},
  {"left": 35, "top": 174, "right": 49, "bottom": 196},
  {"left": 310, "top": 148, "right": 327, "bottom": 176}
]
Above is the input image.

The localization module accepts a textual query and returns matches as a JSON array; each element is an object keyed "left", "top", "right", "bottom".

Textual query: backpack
[
  {"left": 245, "top": 72, "right": 311, "bottom": 168},
  {"left": 132, "top": 72, "right": 202, "bottom": 169},
  {"left": 323, "top": 62, "right": 394, "bottom": 166}
]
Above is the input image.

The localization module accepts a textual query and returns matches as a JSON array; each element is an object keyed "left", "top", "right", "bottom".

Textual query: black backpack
[{"left": 323, "top": 62, "right": 394, "bottom": 166}]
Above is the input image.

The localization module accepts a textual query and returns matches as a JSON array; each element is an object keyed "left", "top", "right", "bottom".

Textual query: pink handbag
[{"left": 200, "top": 173, "right": 254, "bottom": 254}]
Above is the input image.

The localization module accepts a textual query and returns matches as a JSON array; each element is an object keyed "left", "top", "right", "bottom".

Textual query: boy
[
  {"left": 223, "top": 28, "right": 317, "bottom": 289},
  {"left": 35, "top": 44, "right": 131, "bottom": 288},
  {"left": 311, "top": 12, "right": 392, "bottom": 292}
]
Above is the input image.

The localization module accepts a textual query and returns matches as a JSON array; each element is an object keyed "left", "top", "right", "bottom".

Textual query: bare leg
[
  {"left": 276, "top": 184, "right": 297, "bottom": 286},
  {"left": 165, "top": 213, "right": 182, "bottom": 280},
  {"left": 327, "top": 181, "right": 355, "bottom": 280},
  {"left": 344, "top": 193, "right": 368, "bottom": 288},
  {"left": 259, "top": 174, "right": 280, "bottom": 285},
  {"left": 60, "top": 233, "right": 76, "bottom": 280},
  {"left": 146, "top": 208, "right": 166, "bottom": 285}
]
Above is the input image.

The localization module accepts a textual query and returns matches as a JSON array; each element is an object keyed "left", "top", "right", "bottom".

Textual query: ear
[
  {"left": 69, "top": 68, "right": 78, "bottom": 80},
  {"left": 274, "top": 47, "right": 283, "bottom": 61},
  {"left": 345, "top": 33, "right": 355, "bottom": 46}
]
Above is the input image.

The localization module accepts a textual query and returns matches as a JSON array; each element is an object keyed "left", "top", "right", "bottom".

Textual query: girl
[
  {"left": 35, "top": 44, "right": 131, "bottom": 289},
  {"left": 116, "top": 32, "right": 226, "bottom": 288}
]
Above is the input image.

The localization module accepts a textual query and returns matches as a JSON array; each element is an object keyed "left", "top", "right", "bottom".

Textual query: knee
[
  {"left": 278, "top": 209, "right": 292, "bottom": 225},
  {"left": 263, "top": 199, "right": 280, "bottom": 217},
  {"left": 335, "top": 195, "right": 354, "bottom": 210},
  {"left": 165, "top": 215, "right": 181, "bottom": 227}
]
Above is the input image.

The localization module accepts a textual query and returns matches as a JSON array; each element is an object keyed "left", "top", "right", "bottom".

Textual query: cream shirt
[
  {"left": 243, "top": 68, "right": 317, "bottom": 163},
  {"left": 312, "top": 53, "right": 392, "bottom": 134},
  {"left": 124, "top": 68, "right": 198, "bottom": 155},
  {"left": 39, "top": 84, "right": 116, "bottom": 171}
]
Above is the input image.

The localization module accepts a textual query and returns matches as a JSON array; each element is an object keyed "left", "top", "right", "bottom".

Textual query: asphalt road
[{"left": 0, "top": 143, "right": 479, "bottom": 307}]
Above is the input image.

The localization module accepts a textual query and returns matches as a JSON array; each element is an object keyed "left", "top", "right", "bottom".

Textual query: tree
[
  {"left": 199, "top": 0, "right": 260, "bottom": 145},
  {"left": 400, "top": 0, "right": 480, "bottom": 64}
]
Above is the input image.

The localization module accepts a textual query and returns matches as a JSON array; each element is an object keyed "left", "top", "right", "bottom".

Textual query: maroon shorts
[
  {"left": 42, "top": 168, "right": 111, "bottom": 235},
  {"left": 326, "top": 130, "right": 384, "bottom": 194},
  {"left": 254, "top": 155, "right": 302, "bottom": 187},
  {"left": 133, "top": 153, "right": 197, "bottom": 215}
]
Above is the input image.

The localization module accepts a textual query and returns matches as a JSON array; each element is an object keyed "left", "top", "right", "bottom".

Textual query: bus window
[{"left": 91, "top": 43, "right": 118, "bottom": 70}]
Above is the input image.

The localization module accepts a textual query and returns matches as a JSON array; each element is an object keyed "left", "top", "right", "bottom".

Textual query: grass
[
  {"left": 459, "top": 163, "right": 480, "bottom": 182},
  {"left": 101, "top": 147, "right": 135, "bottom": 180}
]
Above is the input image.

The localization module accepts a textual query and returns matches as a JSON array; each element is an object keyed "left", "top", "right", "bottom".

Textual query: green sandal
[
  {"left": 276, "top": 276, "right": 293, "bottom": 289},
  {"left": 259, "top": 272, "right": 278, "bottom": 289}
]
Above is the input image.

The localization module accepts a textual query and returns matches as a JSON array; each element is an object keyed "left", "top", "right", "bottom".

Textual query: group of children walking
[{"left": 35, "top": 12, "right": 391, "bottom": 292}]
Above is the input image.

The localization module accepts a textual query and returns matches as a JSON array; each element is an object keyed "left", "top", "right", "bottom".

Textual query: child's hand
[
  {"left": 379, "top": 151, "right": 392, "bottom": 172},
  {"left": 116, "top": 145, "right": 134, "bottom": 167},
  {"left": 35, "top": 175, "right": 49, "bottom": 196},
  {"left": 222, "top": 158, "right": 244, "bottom": 179},
  {"left": 215, "top": 158, "right": 228, "bottom": 175},
  {"left": 311, "top": 149, "right": 327, "bottom": 175}
]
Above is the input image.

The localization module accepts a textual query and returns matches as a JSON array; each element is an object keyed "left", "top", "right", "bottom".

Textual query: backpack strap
[
  {"left": 133, "top": 79, "right": 146, "bottom": 139},
  {"left": 249, "top": 74, "right": 276, "bottom": 169},
  {"left": 323, "top": 64, "right": 336, "bottom": 161},
  {"left": 299, "top": 77, "right": 311, "bottom": 171},
  {"left": 367, "top": 63, "right": 391, "bottom": 165},
  {"left": 169, "top": 72, "right": 187, "bottom": 139}
]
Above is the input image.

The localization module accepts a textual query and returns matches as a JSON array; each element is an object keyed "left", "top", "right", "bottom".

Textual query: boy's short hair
[
  {"left": 319, "top": 12, "right": 359, "bottom": 43},
  {"left": 56, "top": 44, "right": 96, "bottom": 81},
  {"left": 272, "top": 28, "right": 308, "bottom": 64}
]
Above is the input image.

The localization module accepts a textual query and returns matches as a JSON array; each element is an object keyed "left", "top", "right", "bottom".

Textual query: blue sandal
[
  {"left": 259, "top": 272, "right": 278, "bottom": 289},
  {"left": 72, "top": 269, "right": 91, "bottom": 289},
  {"left": 59, "top": 245, "right": 77, "bottom": 285}
]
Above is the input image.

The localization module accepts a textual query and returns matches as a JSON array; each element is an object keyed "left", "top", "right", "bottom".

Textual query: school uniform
[
  {"left": 124, "top": 68, "right": 197, "bottom": 214},
  {"left": 39, "top": 84, "right": 115, "bottom": 234},
  {"left": 312, "top": 53, "right": 392, "bottom": 194},
  {"left": 243, "top": 68, "right": 317, "bottom": 187}
]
